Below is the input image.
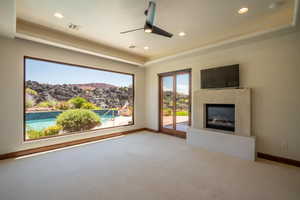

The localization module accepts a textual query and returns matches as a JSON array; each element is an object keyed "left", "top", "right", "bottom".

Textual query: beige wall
[
  {"left": 145, "top": 31, "right": 300, "bottom": 161},
  {"left": 0, "top": 30, "right": 299, "bottom": 161},
  {"left": 0, "top": 36, "right": 145, "bottom": 155}
]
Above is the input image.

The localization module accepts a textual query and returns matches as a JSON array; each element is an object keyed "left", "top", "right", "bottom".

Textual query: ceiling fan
[{"left": 120, "top": 0, "right": 173, "bottom": 38}]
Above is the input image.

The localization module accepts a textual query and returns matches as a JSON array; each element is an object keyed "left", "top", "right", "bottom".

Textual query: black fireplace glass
[{"left": 206, "top": 104, "right": 235, "bottom": 132}]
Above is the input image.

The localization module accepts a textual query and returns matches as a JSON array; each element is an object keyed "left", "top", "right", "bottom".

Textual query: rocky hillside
[
  {"left": 163, "top": 91, "right": 189, "bottom": 110},
  {"left": 26, "top": 80, "right": 133, "bottom": 108},
  {"left": 73, "top": 83, "right": 117, "bottom": 90}
]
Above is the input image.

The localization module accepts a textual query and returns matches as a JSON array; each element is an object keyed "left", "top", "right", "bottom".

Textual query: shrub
[
  {"left": 26, "top": 88, "right": 38, "bottom": 96},
  {"left": 94, "top": 106, "right": 102, "bottom": 110},
  {"left": 68, "top": 97, "right": 88, "bottom": 109},
  {"left": 81, "top": 102, "right": 99, "bottom": 110},
  {"left": 55, "top": 101, "right": 71, "bottom": 110},
  {"left": 56, "top": 109, "right": 101, "bottom": 132},
  {"left": 176, "top": 111, "right": 188, "bottom": 116},
  {"left": 26, "top": 125, "right": 61, "bottom": 139},
  {"left": 43, "top": 125, "right": 61, "bottom": 136},
  {"left": 25, "top": 100, "right": 34, "bottom": 108},
  {"left": 26, "top": 129, "right": 45, "bottom": 139},
  {"left": 163, "top": 108, "right": 172, "bottom": 116},
  {"left": 37, "top": 101, "right": 57, "bottom": 108},
  {"left": 37, "top": 102, "right": 48, "bottom": 108}
]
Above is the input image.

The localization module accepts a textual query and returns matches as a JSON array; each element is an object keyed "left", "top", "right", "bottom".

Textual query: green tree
[
  {"left": 26, "top": 88, "right": 38, "bottom": 96},
  {"left": 81, "top": 102, "right": 100, "bottom": 110},
  {"left": 25, "top": 100, "right": 34, "bottom": 108},
  {"left": 55, "top": 101, "right": 71, "bottom": 110},
  {"left": 37, "top": 101, "right": 57, "bottom": 108},
  {"left": 68, "top": 97, "right": 88, "bottom": 109}
]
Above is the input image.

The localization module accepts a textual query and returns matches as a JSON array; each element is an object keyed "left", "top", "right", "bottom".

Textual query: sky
[
  {"left": 163, "top": 74, "right": 189, "bottom": 95},
  {"left": 25, "top": 58, "right": 133, "bottom": 87}
]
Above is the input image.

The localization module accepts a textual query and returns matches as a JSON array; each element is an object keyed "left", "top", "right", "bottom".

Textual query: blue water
[{"left": 26, "top": 115, "right": 114, "bottom": 131}]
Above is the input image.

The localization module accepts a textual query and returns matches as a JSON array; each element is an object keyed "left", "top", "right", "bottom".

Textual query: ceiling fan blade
[
  {"left": 151, "top": 25, "right": 173, "bottom": 38},
  {"left": 146, "top": 1, "right": 156, "bottom": 26},
  {"left": 120, "top": 28, "right": 144, "bottom": 34}
]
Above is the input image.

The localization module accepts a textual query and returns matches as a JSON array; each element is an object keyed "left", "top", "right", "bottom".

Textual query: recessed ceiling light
[
  {"left": 238, "top": 7, "right": 249, "bottom": 14},
  {"left": 178, "top": 32, "right": 186, "bottom": 37},
  {"left": 54, "top": 12, "right": 64, "bottom": 19},
  {"left": 144, "top": 46, "right": 149, "bottom": 50}
]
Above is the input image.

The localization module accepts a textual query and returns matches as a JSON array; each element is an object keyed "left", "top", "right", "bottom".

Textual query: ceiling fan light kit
[
  {"left": 144, "top": 23, "right": 153, "bottom": 33},
  {"left": 120, "top": 0, "right": 173, "bottom": 38}
]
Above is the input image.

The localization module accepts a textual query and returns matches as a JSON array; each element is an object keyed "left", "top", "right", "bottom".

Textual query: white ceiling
[{"left": 17, "top": 0, "right": 295, "bottom": 62}]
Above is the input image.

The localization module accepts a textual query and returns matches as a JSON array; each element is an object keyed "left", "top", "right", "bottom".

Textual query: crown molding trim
[
  {"left": 15, "top": 32, "right": 144, "bottom": 67},
  {"left": 15, "top": 19, "right": 146, "bottom": 67}
]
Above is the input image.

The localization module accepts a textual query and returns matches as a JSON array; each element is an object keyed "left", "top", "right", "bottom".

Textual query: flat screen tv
[{"left": 201, "top": 64, "right": 239, "bottom": 89}]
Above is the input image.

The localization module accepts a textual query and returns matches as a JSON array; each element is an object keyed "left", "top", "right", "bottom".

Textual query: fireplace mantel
[{"left": 193, "top": 88, "right": 251, "bottom": 137}]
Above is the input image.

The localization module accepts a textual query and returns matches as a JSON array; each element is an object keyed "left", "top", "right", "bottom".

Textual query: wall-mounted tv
[{"left": 201, "top": 64, "right": 239, "bottom": 89}]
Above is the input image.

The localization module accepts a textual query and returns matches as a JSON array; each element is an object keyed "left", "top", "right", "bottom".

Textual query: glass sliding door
[
  {"left": 161, "top": 76, "right": 174, "bottom": 129},
  {"left": 159, "top": 69, "right": 191, "bottom": 137},
  {"left": 175, "top": 73, "right": 190, "bottom": 132}
]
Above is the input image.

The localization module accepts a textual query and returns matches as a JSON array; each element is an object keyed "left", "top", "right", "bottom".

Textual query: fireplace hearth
[{"left": 206, "top": 104, "right": 235, "bottom": 132}]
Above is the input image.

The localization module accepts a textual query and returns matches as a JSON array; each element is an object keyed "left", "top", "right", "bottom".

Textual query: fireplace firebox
[{"left": 205, "top": 104, "right": 235, "bottom": 132}]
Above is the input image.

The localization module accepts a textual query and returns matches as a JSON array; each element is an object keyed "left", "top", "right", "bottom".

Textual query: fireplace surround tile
[{"left": 193, "top": 88, "right": 251, "bottom": 137}]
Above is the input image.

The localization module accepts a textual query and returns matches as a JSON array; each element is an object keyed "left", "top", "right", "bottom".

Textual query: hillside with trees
[{"left": 25, "top": 80, "right": 133, "bottom": 111}]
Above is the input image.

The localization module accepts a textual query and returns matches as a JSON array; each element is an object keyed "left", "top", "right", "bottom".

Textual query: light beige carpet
[{"left": 0, "top": 131, "right": 299, "bottom": 200}]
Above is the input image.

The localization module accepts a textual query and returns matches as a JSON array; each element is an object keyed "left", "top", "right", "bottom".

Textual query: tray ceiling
[{"left": 17, "top": 0, "right": 296, "bottom": 64}]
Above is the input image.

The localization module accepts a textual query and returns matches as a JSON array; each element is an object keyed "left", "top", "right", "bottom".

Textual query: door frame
[{"left": 158, "top": 69, "right": 192, "bottom": 138}]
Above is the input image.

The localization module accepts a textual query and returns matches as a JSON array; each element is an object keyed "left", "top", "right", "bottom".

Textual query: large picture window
[{"left": 24, "top": 57, "right": 134, "bottom": 141}]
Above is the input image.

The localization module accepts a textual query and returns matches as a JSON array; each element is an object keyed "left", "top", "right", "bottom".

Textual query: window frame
[{"left": 23, "top": 56, "right": 135, "bottom": 142}]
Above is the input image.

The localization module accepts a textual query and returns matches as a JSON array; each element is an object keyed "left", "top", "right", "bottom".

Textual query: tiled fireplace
[{"left": 193, "top": 88, "right": 251, "bottom": 137}]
